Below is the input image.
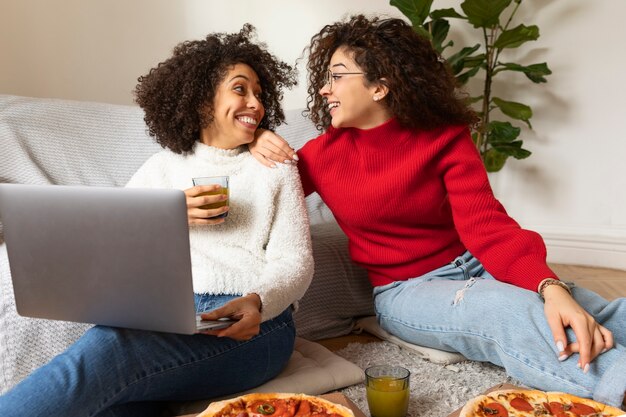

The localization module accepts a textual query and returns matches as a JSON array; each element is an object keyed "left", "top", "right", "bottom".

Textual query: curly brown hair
[
  {"left": 135, "top": 25, "right": 297, "bottom": 154},
  {"left": 305, "top": 15, "right": 477, "bottom": 131}
]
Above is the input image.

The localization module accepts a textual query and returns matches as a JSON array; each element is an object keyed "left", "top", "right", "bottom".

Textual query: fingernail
[
  {"left": 577, "top": 362, "right": 581, "bottom": 368},
  {"left": 284, "top": 159, "right": 292, "bottom": 164},
  {"left": 601, "top": 348, "right": 608, "bottom": 354},
  {"left": 556, "top": 341, "right": 564, "bottom": 352},
  {"left": 583, "top": 363, "right": 589, "bottom": 374},
  {"left": 270, "top": 164, "right": 276, "bottom": 168},
  {"left": 292, "top": 154, "right": 299, "bottom": 161},
  {"left": 558, "top": 354, "right": 569, "bottom": 362}
]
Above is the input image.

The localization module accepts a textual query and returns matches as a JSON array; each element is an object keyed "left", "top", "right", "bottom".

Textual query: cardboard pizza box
[
  {"left": 446, "top": 383, "right": 522, "bottom": 417},
  {"left": 322, "top": 392, "right": 368, "bottom": 417},
  {"left": 176, "top": 392, "right": 367, "bottom": 417}
]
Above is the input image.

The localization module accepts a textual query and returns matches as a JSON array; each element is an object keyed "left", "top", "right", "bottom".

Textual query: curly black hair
[
  {"left": 134, "top": 25, "right": 297, "bottom": 154},
  {"left": 305, "top": 15, "right": 477, "bottom": 131}
]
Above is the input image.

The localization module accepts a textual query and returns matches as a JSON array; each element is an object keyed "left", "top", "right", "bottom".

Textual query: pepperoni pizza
[{"left": 459, "top": 389, "right": 624, "bottom": 417}]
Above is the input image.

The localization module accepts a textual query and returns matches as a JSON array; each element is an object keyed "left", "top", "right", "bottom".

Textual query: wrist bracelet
[{"left": 538, "top": 278, "right": 571, "bottom": 298}]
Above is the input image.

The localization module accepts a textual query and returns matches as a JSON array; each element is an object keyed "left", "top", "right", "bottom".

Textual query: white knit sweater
[{"left": 126, "top": 142, "right": 314, "bottom": 321}]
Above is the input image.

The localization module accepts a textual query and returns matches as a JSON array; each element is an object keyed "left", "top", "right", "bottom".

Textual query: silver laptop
[{"left": 0, "top": 183, "right": 234, "bottom": 334}]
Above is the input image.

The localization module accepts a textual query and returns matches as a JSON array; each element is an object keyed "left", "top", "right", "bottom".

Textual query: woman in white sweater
[{"left": 0, "top": 26, "right": 313, "bottom": 417}]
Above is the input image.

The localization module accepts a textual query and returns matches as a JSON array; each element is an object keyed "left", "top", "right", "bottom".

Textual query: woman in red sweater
[{"left": 251, "top": 15, "right": 626, "bottom": 407}]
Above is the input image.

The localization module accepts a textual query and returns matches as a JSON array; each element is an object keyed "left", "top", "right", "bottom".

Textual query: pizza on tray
[
  {"left": 459, "top": 388, "right": 624, "bottom": 417},
  {"left": 198, "top": 392, "right": 356, "bottom": 417}
]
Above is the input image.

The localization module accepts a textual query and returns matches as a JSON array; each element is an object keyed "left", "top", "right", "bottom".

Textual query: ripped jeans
[{"left": 373, "top": 251, "right": 626, "bottom": 407}]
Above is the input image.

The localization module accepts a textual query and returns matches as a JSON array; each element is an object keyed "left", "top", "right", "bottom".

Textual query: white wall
[
  {"left": 2, "top": 0, "right": 625, "bottom": 269},
  {"left": 483, "top": 0, "right": 626, "bottom": 270},
  {"left": 0, "top": 0, "right": 404, "bottom": 110}
]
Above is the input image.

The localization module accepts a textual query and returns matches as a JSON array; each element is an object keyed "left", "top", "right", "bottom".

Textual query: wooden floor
[
  {"left": 317, "top": 263, "right": 626, "bottom": 352},
  {"left": 548, "top": 263, "right": 626, "bottom": 300}
]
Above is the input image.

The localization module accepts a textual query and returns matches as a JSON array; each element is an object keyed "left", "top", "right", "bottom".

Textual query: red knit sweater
[{"left": 297, "top": 118, "right": 557, "bottom": 291}]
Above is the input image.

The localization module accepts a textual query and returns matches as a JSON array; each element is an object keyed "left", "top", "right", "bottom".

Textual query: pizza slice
[
  {"left": 546, "top": 391, "right": 624, "bottom": 417},
  {"left": 490, "top": 388, "right": 550, "bottom": 416},
  {"left": 460, "top": 389, "right": 548, "bottom": 417}
]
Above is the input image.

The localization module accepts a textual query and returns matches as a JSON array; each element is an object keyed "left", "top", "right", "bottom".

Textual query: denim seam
[
  {"left": 88, "top": 318, "right": 294, "bottom": 417},
  {"left": 379, "top": 314, "right": 592, "bottom": 395}
]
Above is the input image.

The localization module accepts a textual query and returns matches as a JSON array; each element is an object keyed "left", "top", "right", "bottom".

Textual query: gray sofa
[{"left": 0, "top": 94, "right": 374, "bottom": 394}]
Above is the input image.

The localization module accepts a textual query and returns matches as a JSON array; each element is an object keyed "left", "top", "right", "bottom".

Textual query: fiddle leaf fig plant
[{"left": 390, "top": 0, "right": 552, "bottom": 172}]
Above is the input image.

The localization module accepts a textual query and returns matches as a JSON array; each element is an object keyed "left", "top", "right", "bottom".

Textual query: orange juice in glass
[
  {"left": 192, "top": 176, "right": 229, "bottom": 218},
  {"left": 365, "top": 365, "right": 410, "bottom": 417}
]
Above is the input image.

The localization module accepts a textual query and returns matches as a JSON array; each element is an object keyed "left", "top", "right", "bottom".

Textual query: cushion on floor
[
  {"left": 169, "top": 337, "right": 365, "bottom": 414},
  {"left": 354, "top": 316, "right": 466, "bottom": 365}
]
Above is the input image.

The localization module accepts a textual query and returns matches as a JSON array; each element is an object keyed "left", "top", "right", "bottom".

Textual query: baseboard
[{"left": 536, "top": 226, "right": 626, "bottom": 270}]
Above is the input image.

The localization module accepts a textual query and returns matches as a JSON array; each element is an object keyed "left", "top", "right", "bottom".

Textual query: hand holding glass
[
  {"left": 365, "top": 365, "right": 410, "bottom": 417},
  {"left": 192, "top": 176, "right": 229, "bottom": 219}
]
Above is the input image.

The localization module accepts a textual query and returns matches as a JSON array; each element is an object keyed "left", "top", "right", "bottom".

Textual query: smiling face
[
  {"left": 201, "top": 63, "right": 265, "bottom": 149},
  {"left": 319, "top": 47, "right": 391, "bottom": 130}
]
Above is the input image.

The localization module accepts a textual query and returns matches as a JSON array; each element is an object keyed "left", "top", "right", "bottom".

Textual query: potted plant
[{"left": 390, "top": 0, "right": 552, "bottom": 172}]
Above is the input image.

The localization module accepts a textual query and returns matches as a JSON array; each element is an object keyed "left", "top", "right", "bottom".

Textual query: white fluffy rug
[{"left": 335, "top": 341, "right": 520, "bottom": 417}]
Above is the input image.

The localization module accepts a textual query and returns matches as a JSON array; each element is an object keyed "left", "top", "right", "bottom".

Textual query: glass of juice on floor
[
  {"left": 365, "top": 365, "right": 410, "bottom": 417},
  {"left": 192, "top": 176, "right": 229, "bottom": 218}
]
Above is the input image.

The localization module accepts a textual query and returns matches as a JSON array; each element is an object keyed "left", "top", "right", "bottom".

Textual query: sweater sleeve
[
  {"left": 440, "top": 127, "right": 557, "bottom": 291},
  {"left": 254, "top": 164, "right": 314, "bottom": 321},
  {"left": 296, "top": 132, "right": 328, "bottom": 197}
]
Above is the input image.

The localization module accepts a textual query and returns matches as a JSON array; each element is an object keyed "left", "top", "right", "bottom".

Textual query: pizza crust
[{"left": 199, "top": 392, "right": 355, "bottom": 417}]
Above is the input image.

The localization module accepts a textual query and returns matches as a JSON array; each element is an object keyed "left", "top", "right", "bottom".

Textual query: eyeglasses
[{"left": 325, "top": 69, "right": 366, "bottom": 90}]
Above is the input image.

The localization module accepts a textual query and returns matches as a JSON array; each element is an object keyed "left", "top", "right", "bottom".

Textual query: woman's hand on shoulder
[
  {"left": 184, "top": 185, "right": 228, "bottom": 225},
  {"left": 198, "top": 294, "right": 262, "bottom": 341},
  {"left": 249, "top": 128, "right": 299, "bottom": 168},
  {"left": 543, "top": 285, "right": 613, "bottom": 371}
]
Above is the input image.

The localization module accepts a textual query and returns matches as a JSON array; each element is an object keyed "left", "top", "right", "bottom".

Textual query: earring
[{"left": 373, "top": 95, "right": 380, "bottom": 102}]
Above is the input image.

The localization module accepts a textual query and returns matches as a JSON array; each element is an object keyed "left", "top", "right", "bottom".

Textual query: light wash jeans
[
  {"left": 0, "top": 294, "right": 295, "bottom": 417},
  {"left": 374, "top": 251, "right": 626, "bottom": 408}
]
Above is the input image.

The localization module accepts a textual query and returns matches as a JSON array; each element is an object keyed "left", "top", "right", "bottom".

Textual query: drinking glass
[
  {"left": 365, "top": 365, "right": 410, "bottom": 417},
  {"left": 192, "top": 176, "right": 229, "bottom": 218}
]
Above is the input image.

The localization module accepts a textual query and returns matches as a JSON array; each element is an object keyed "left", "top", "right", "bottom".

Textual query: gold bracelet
[{"left": 538, "top": 278, "right": 571, "bottom": 298}]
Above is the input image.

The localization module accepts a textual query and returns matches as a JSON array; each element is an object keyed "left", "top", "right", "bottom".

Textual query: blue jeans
[
  {"left": 374, "top": 251, "right": 626, "bottom": 407},
  {"left": 0, "top": 294, "right": 296, "bottom": 417}
]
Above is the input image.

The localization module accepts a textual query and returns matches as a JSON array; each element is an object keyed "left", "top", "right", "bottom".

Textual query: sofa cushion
[
  {"left": 296, "top": 222, "right": 374, "bottom": 340},
  {"left": 0, "top": 94, "right": 158, "bottom": 187}
]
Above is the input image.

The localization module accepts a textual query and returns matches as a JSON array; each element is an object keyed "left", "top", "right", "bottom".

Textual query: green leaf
[
  {"left": 493, "top": 141, "right": 532, "bottom": 159},
  {"left": 483, "top": 148, "right": 508, "bottom": 172},
  {"left": 460, "top": 0, "right": 512, "bottom": 28},
  {"left": 390, "top": 0, "right": 434, "bottom": 27},
  {"left": 492, "top": 97, "right": 532, "bottom": 128},
  {"left": 488, "top": 121, "right": 521, "bottom": 143},
  {"left": 468, "top": 95, "right": 484, "bottom": 104},
  {"left": 494, "top": 24, "right": 539, "bottom": 49},
  {"left": 496, "top": 62, "right": 552, "bottom": 83},
  {"left": 431, "top": 8, "right": 465, "bottom": 20},
  {"left": 447, "top": 44, "right": 481, "bottom": 74},
  {"left": 456, "top": 66, "right": 481, "bottom": 85},
  {"left": 431, "top": 19, "right": 451, "bottom": 52},
  {"left": 462, "top": 54, "right": 486, "bottom": 68}
]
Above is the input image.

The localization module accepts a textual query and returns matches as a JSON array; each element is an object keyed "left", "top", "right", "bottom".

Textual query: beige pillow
[{"left": 169, "top": 337, "right": 365, "bottom": 415}]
